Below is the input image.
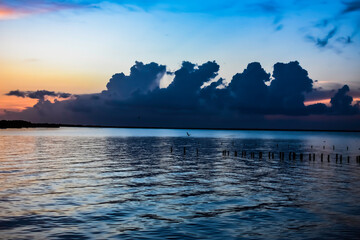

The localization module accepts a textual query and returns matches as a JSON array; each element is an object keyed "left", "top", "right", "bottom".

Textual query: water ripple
[{"left": 0, "top": 130, "right": 360, "bottom": 239}]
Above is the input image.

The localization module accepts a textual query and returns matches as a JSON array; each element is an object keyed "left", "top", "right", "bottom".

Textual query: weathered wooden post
[
  {"left": 321, "top": 153, "right": 323, "bottom": 162},
  {"left": 300, "top": 153, "right": 303, "bottom": 161},
  {"left": 313, "top": 153, "right": 315, "bottom": 161},
  {"left": 328, "top": 155, "right": 330, "bottom": 162},
  {"left": 184, "top": 147, "right": 186, "bottom": 155}
]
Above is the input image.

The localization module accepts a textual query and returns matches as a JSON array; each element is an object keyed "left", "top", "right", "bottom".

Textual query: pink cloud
[{"left": 0, "top": 1, "right": 90, "bottom": 20}]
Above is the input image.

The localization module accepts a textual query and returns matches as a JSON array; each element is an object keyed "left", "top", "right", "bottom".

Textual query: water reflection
[{"left": 0, "top": 129, "right": 360, "bottom": 239}]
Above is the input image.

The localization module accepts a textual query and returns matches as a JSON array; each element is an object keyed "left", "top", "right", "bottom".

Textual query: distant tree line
[{"left": 0, "top": 120, "right": 60, "bottom": 129}]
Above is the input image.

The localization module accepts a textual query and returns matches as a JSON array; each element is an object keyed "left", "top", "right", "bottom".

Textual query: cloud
[
  {"left": 330, "top": 85, "right": 359, "bottom": 114},
  {"left": 3, "top": 60, "right": 360, "bottom": 130},
  {"left": 306, "top": 1, "right": 360, "bottom": 50},
  {"left": 226, "top": 62, "right": 270, "bottom": 112},
  {"left": 0, "top": 0, "right": 94, "bottom": 20},
  {"left": 6, "top": 90, "right": 72, "bottom": 101},
  {"left": 268, "top": 61, "right": 313, "bottom": 113},
  {"left": 104, "top": 61, "right": 166, "bottom": 100},
  {"left": 342, "top": 0, "right": 360, "bottom": 14},
  {"left": 316, "top": 28, "right": 338, "bottom": 47}
]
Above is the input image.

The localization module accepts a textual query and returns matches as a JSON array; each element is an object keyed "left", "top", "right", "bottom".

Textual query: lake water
[{"left": 1, "top": 127, "right": 360, "bottom": 239}]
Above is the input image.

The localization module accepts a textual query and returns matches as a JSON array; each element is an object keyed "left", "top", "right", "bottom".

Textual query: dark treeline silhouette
[
  {"left": 0, "top": 120, "right": 60, "bottom": 129},
  {"left": 1, "top": 120, "right": 359, "bottom": 132}
]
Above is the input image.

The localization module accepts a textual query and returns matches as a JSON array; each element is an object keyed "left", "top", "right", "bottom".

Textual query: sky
[{"left": 0, "top": 0, "right": 360, "bottom": 130}]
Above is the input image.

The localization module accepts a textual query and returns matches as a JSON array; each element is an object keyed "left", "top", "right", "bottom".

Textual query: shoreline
[{"left": 1, "top": 120, "right": 359, "bottom": 133}]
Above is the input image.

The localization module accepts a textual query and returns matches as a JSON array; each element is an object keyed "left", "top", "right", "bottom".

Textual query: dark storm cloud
[
  {"left": 6, "top": 90, "right": 72, "bottom": 101},
  {"left": 330, "top": 85, "right": 359, "bottom": 114},
  {"left": 226, "top": 62, "right": 270, "bottom": 112},
  {"left": 104, "top": 61, "right": 166, "bottom": 99},
  {"left": 3, "top": 60, "right": 360, "bottom": 130},
  {"left": 268, "top": 61, "right": 313, "bottom": 114}
]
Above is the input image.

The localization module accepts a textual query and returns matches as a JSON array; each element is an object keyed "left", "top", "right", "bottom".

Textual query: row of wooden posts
[
  {"left": 223, "top": 150, "right": 360, "bottom": 163},
  {"left": 170, "top": 146, "right": 360, "bottom": 163},
  {"left": 227, "top": 143, "right": 351, "bottom": 151}
]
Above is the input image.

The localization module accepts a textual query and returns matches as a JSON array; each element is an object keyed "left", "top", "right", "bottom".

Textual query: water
[{"left": 1, "top": 127, "right": 360, "bottom": 239}]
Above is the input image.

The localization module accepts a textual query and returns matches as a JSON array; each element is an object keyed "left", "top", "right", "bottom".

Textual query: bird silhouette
[{"left": 186, "top": 132, "right": 191, "bottom": 137}]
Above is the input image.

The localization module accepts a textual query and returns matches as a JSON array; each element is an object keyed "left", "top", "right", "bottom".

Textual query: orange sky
[
  {"left": 0, "top": 96, "right": 38, "bottom": 114},
  {"left": 0, "top": 6, "right": 18, "bottom": 19}
]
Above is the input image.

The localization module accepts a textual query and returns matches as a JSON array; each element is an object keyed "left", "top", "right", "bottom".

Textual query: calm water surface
[{"left": 1, "top": 127, "right": 360, "bottom": 239}]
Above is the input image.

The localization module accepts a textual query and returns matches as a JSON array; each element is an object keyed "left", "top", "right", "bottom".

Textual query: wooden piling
[
  {"left": 234, "top": 151, "right": 237, "bottom": 157},
  {"left": 300, "top": 153, "right": 303, "bottom": 161},
  {"left": 321, "top": 153, "right": 323, "bottom": 162},
  {"left": 328, "top": 155, "right": 330, "bottom": 162},
  {"left": 184, "top": 147, "right": 186, "bottom": 155},
  {"left": 171, "top": 146, "right": 173, "bottom": 153},
  {"left": 313, "top": 153, "right": 315, "bottom": 161},
  {"left": 309, "top": 153, "right": 311, "bottom": 161}
]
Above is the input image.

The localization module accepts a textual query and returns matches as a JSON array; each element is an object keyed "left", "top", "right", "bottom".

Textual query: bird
[{"left": 186, "top": 132, "right": 191, "bottom": 137}]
